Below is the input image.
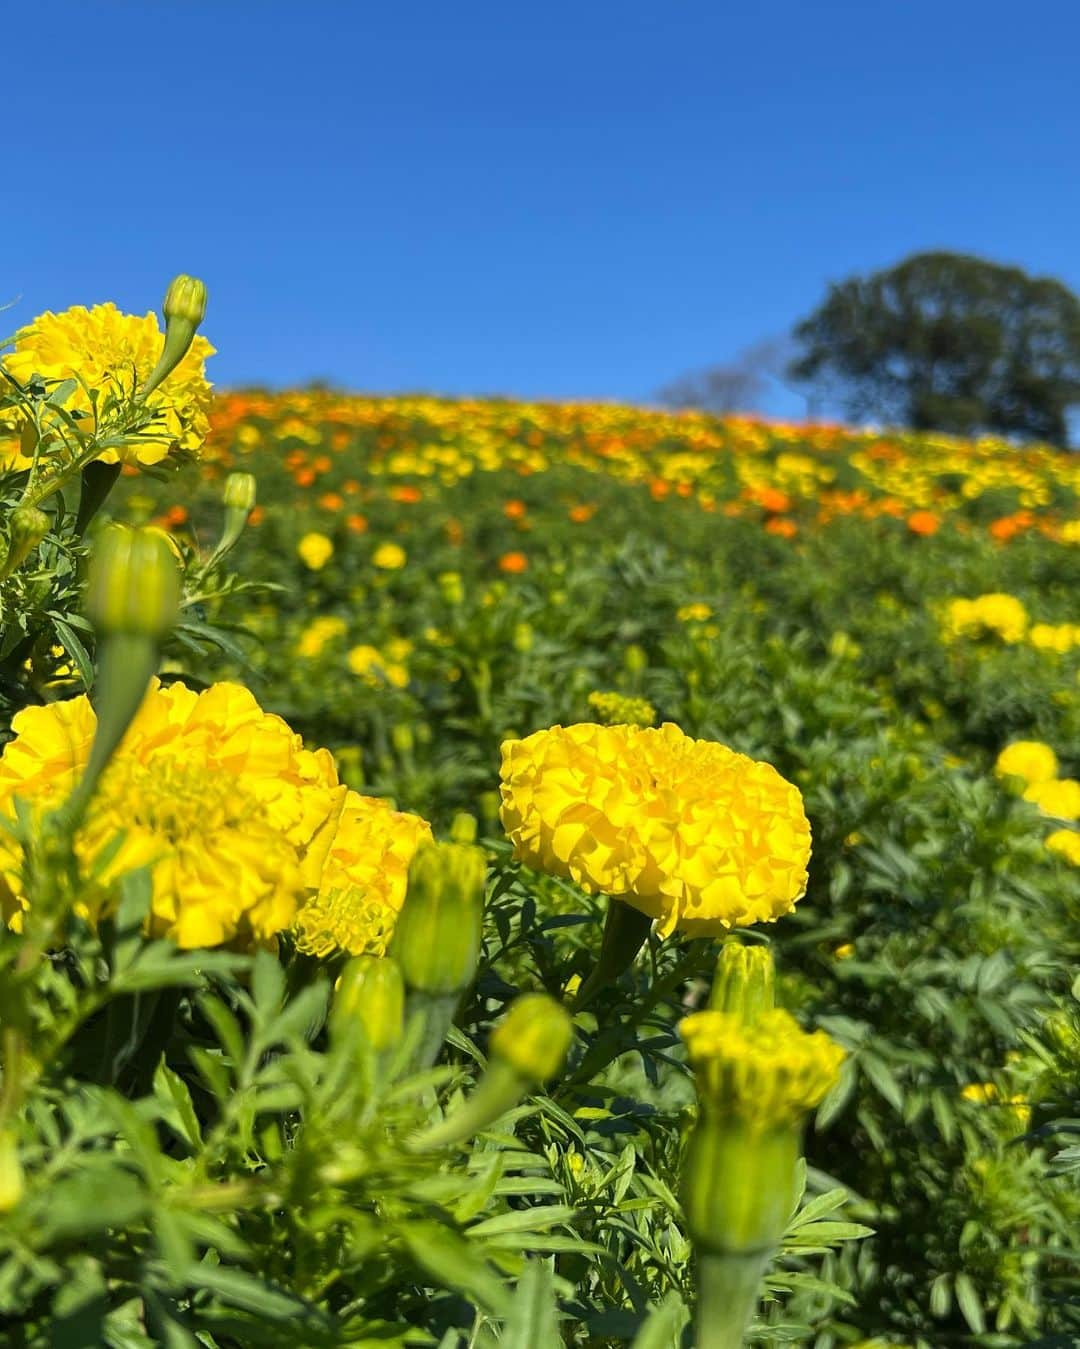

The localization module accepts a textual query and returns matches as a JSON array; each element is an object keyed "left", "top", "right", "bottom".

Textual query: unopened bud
[
  {"left": 163, "top": 274, "right": 208, "bottom": 329},
  {"left": 331, "top": 955, "right": 405, "bottom": 1053},
  {"left": 449, "top": 812, "right": 477, "bottom": 844},
  {"left": 624, "top": 643, "right": 647, "bottom": 674},
  {"left": 223, "top": 471, "right": 256, "bottom": 514},
  {"left": 141, "top": 274, "right": 209, "bottom": 398},
  {"left": 708, "top": 941, "right": 775, "bottom": 1023},
  {"left": 391, "top": 842, "right": 486, "bottom": 995},
  {"left": 0, "top": 505, "right": 49, "bottom": 580},
  {"left": 489, "top": 993, "right": 573, "bottom": 1084},
  {"left": 85, "top": 525, "right": 180, "bottom": 640}
]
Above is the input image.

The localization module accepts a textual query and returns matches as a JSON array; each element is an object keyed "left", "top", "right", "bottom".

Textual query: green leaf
[
  {"left": 153, "top": 1058, "right": 203, "bottom": 1151},
  {"left": 501, "top": 1260, "right": 560, "bottom": 1349},
  {"left": 954, "top": 1272, "right": 986, "bottom": 1333},
  {"left": 630, "top": 1292, "right": 690, "bottom": 1348},
  {"left": 399, "top": 1220, "right": 509, "bottom": 1317}
]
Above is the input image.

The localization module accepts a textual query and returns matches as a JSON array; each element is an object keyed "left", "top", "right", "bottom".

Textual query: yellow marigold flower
[
  {"left": 586, "top": 690, "right": 657, "bottom": 727},
  {"left": 676, "top": 603, "right": 712, "bottom": 623},
  {"left": 0, "top": 680, "right": 431, "bottom": 953},
  {"left": 373, "top": 542, "right": 407, "bottom": 570},
  {"left": 347, "top": 645, "right": 409, "bottom": 689},
  {"left": 297, "top": 532, "right": 334, "bottom": 571},
  {"left": 296, "top": 615, "right": 347, "bottom": 658},
  {"left": 994, "top": 740, "right": 1059, "bottom": 787},
  {"left": 1028, "top": 623, "right": 1077, "bottom": 653},
  {"left": 0, "top": 303, "right": 214, "bottom": 468},
  {"left": 679, "top": 1008, "right": 844, "bottom": 1130},
  {"left": 499, "top": 722, "right": 811, "bottom": 937},
  {"left": 941, "top": 593, "right": 1028, "bottom": 644},
  {"left": 1023, "top": 778, "right": 1080, "bottom": 822},
  {"left": 1061, "top": 520, "right": 1080, "bottom": 544},
  {"left": 1046, "top": 829, "right": 1080, "bottom": 865},
  {"left": 294, "top": 794, "right": 432, "bottom": 958}
]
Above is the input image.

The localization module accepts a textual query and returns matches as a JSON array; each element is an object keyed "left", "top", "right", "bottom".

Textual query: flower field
[{"left": 0, "top": 285, "right": 1078, "bottom": 1348}]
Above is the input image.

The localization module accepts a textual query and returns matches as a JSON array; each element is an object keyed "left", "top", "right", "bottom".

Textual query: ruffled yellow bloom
[
  {"left": 677, "top": 603, "right": 712, "bottom": 623},
  {"left": 499, "top": 722, "right": 811, "bottom": 937},
  {"left": 994, "top": 740, "right": 1059, "bottom": 787},
  {"left": 960, "top": 1082, "right": 1030, "bottom": 1128},
  {"left": 1023, "top": 778, "right": 1080, "bottom": 822},
  {"left": 1046, "top": 829, "right": 1080, "bottom": 865},
  {"left": 297, "top": 532, "right": 334, "bottom": 570},
  {"left": 0, "top": 681, "right": 431, "bottom": 952},
  {"left": 679, "top": 1008, "right": 844, "bottom": 1129},
  {"left": 1028, "top": 623, "right": 1079, "bottom": 653},
  {"left": 293, "top": 794, "right": 432, "bottom": 957},
  {"left": 0, "top": 303, "right": 214, "bottom": 468}
]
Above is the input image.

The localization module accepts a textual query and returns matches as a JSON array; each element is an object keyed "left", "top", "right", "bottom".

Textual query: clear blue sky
[{"left": 6, "top": 1, "right": 1080, "bottom": 415}]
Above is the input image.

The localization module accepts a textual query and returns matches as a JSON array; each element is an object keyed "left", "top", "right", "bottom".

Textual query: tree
[
  {"left": 658, "top": 338, "right": 809, "bottom": 415},
  {"left": 788, "top": 251, "right": 1080, "bottom": 447}
]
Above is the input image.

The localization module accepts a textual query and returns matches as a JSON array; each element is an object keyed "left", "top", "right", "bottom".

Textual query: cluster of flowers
[
  {"left": 940, "top": 594, "right": 1080, "bottom": 655},
  {"left": 994, "top": 741, "right": 1080, "bottom": 865}
]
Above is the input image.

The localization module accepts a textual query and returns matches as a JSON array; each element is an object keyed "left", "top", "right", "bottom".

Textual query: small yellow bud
[
  {"left": 85, "top": 525, "right": 180, "bottom": 640},
  {"left": 331, "top": 955, "right": 405, "bottom": 1053},
  {"left": 0, "top": 1131, "right": 24, "bottom": 1212},
  {"left": 624, "top": 643, "right": 648, "bottom": 673},
  {"left": 391, "top": 841, "right": 486, "bottom": 994},
  {"left": 390, "top": 723, "right": 414, "bottom": 756},
  {"left": 449, "top": 812, "right": 478, "bottom": 844},
  {"left": 163, "top": 273, "right": 208, "bottom": 328},
  {"left": 0, "top": 505, "right": 50, "bottom": 580},
  {"left": 489, "top": 992, "right": 573, "bottom": 1084}
]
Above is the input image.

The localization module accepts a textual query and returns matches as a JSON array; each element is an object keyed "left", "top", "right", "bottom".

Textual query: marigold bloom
[
  {"left": 0, "top": 303, "right": 214, "bottom": 468},
  {"left": 1024, "top": 778, "right": 1080, "bottom": 822},
  {"left": 906, "top": 510, "right": 940, "bottom": 536},
  {"left": 1046, "top": 829, "right": 1080, "bottom": 865},
  {"left": 347, "top": 644, "right": 409, "bottom": 688},
  {"left": 677, "top": 603, "right": 712, "bottom": 623},
  {"left": 499, "top": 722, "right": 811, "bottom": 937},
  {"left": 994, "top": 741, "right": 1058, "bottom": 787},
  {"left": 296, "top": 615, "right": 347, "bottom": 659},
  {"left": 586, "top": 690, "right": 657, "bottom": 727},
  {"left": 498, "top": 551, "right": 529, "bottom": 574},
  {"left": 679, "top": 1008, "right": 844, "bottom": 1129},
  {"left": 0, "top": 681, "right": 431, "bottom": 952},
  {"left": 503, "top": 499, "right": 527, "bottom": 520},
  {"left": 298, "top": 532, "right": 334, "bottom": 570},
  {"left": 373, "top": 542, "right": 407, "bottom": 570},
  {"left": 941, "top": 594, "right": 1028, "bottom": 644}
]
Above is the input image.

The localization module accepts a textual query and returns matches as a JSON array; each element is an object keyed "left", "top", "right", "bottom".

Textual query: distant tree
[
  {"left": 788, "top": 251, "right": 1080, "bottom": 447},
  {"left": 659, "top": 337, "right": 807, "bottom": 414}
]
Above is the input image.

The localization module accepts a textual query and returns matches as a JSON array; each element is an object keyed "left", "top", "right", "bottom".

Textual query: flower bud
[
  {"left": 85, "top": 524, "right": 180, "bottom": 640},
  {"left": 0, "top": 505, "right": 49, "bottom": 580},
  {"left": 708, "top": 941, "right": 775, "bottom": 1023},
  {"left": 489, "top": 993, "right": 573, "bottom": 1085},
  {"left": 449, "top": 812, "right": 478, "bottom": 844},
  {"left": 163, "top": 274, "right": 208, "bottom": 329},
  {"left": 624, "top": 643, "right": 647, "bottom": 674},
  {"left": 223, "top": 471, "right": 256, "bottom": 513},
  {"left": 678, "top": 1008, "right": 844, "bottom": 1257},
  {"left": 331, "top": 955, "right": 405, "bottom": 1053},
  {"left": 391, "top": 841, "right": 486, "bottom": 995},
  {"left": 0, "top": 1131, "right": 25, "bottom": 1212},
  {"left": 141, "top": 274, "right": 208, "bottom": 398}
]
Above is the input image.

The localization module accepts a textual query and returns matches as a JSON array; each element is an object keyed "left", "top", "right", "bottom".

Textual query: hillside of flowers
[{"left": 0, "top": 284, "right": 1078, "bottom": 1349}]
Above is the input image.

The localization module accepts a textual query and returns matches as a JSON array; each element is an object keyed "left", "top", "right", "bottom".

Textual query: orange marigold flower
[
  {"left": 498, "top": 551, "right": 529, "bottom": 574},
  {"left": 568, "top": 504, "right": 596, "bottom": 523},
  {"left": 318, "top": 492, "right": 344, "bottom": 512},
  {"left": 503, "top": 499, "right": 527, "bottom": 520},
  {"left": 346, "top": 513, "right": 369, "bottom": 533},
  {"left": 907, "top": 510, "right": 940, "bottom": 536},
  {"left": 294, "top": 468, "right": 316, "bottom": 488},
  {"left": 390, "top": 485, "right": 423, "bottom": 503},
  {"left": 765, "top": 517, "right": 798, "bottom": 538}
]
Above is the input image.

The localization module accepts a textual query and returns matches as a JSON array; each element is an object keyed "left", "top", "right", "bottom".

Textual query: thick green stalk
[
  {"left": 572, "top": 900, "right": 653, "bottom": 1012},
  {"left": 695, "top": 1250, "right": 769, "bottom": 1349},
  {"left": 408, "top": 1059, "right": 524, "bottom": 1152}
]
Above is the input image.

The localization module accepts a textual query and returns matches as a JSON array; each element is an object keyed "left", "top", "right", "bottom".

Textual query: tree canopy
[{"left": 789, "top": 251, "right": 1080, "bottom": 447}]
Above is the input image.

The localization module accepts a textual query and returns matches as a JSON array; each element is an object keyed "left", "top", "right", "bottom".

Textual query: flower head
[
  {"left": 1024, "top": 778, "right": 1080, "bottom": 822},
  {"left": 298, "top": 532, "right": 334, "bottom": 570},
  {"left": 0, "top": 303, "right": 214, "bottom": 468},
  {"left": 499, "top": 722, "right": 811, "bottom": 937},
  {"left": 586, "top": 690, "right": 657, "bottom": 727},
  {"left": 994, "top": 740, "right": 1059, "bottom": 787},
  {"left": 0, "top": 681, "right": 431, "bottom": 952},
  {"left": 372, "top": 542, "right": 406, "bottom": 570},
  {"left": 679, "top": 1008, "right": 844, "bottom": 1130},
  {"left": 1046, "top": 829, "right": 1080, "bottom": 866}
]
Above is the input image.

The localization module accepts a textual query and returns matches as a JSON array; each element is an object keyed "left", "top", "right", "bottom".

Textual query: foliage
[{"left": 788, "top": 250, "right": 1080, "bottom": 447}]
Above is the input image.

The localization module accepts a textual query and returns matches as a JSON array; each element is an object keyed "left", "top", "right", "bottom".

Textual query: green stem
[
  {"left": 572, "top": 901, "right": 654, "bottom": 1012},
  {"left": 402, "top": 990, "right": 461, "bottom": 1075},
  {"left": 408, "top": 1060, "right": 524, "bottom": 1152},
  {"left": 695, "top": 1250, "right": 769, "bottom": 1349}
]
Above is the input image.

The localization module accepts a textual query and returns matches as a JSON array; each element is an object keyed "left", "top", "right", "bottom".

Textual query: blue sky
[{"left": 5, "top": 1, "right": 1079, "bottom": 414}]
